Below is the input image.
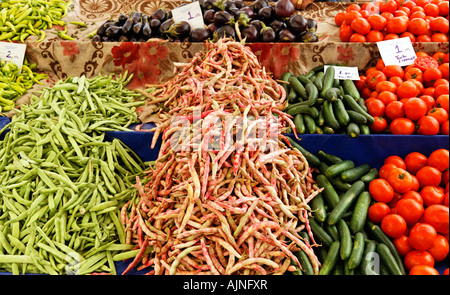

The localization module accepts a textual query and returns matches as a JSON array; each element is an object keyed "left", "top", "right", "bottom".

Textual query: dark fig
[
  {"left": 234, "top": 0, "right": 245, "bottom": 9},
  {"left": 92, "top": 34, "right": 101, "bottom": 42},
  {"left": 121, "top": 19, "right": 133, "bottom": 34},
  {"left": 240, "top": 6, "right": 255, "bottom": 19},
  {"left": 159, "top": 18, "right": 174, "bottom": 36},
  {"left": 151, "top": 9, "right": 167, "bottom": 22},
  {"left": 301, "top": 31, "right": 318, "bottom": 42},
  {"left": 288, "top": 14, "right": 307, "bottom": 34},
  {"left": 97, "top": 21, "right": 115, "bottom": 36},
  {"left": 274, "top": 0, "right": 295, "bottom": 19},
  {"left": 270, "top": 19, "right": 287, "bottom": 33},
  {"left": 260, "top": 26, "right": 276, "bottom": 42},
  {"left": 131, "top": 12, "right": 142, "bottom": 24},
  {"left": 105, "top": 25, "right": 122, "bottom": 37},
  {"left": 165, "top": 21, "right": 191, "bottom": 38},
  {"left": 258, "top": 6, "right": 273, "bottom": 22},
  {"left": 278, "top": 29, "right": 296, "bottom": 42},
  {"left": 241, "top": 24, "right": 259, "bottom": 42},
  {"left": 204, "top": 9, "right": 216, "bottom": 24},
  {"left": 207, "top": 23, "right": 217, "bottom": 33},
  {"left": 202, "top": 0, "right": 215, "bottom": 10},
  {"left": 214, "top": 11, "right": 234, "bottom": 27},
  {"left": 307, "top": 18, "right": 317, "bottom": 32},
  {"left": 215, "top": 25, "right": 236, "bottom": 39},
  {"left": 142, "top": 17, "right": 152, "bottom": 38},
  {"left": 249, "top": 19, "right": 263, "bottom": 33},
  {"left": 190, "top": 27, "right": 211, "bottom": 42},
  {"left": 252, "top": 0, "right": 269, "bottom": 12},
  {"left": 133, "top": 22, "right": 143, "bottom": 35},
  {"left": 150, "top": 18, "right": 161, "bottom": 33},
  {"left": 117, "top": 14, "right": 128, "bottom": 25}
]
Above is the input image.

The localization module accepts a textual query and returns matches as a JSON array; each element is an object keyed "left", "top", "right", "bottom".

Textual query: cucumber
[
  {"left": 329, "top": 176, "right": 352, "bottom": 192},
  {"left": 337, "top": 219, "right": 352, "bottom": 261},
  {"left": 310, "top": 193, "right": 327, "bottom": 223},
  {"left": 318, "top": 241, "right": 340, "bottom": 275},
  {"left": 333, "top": 78, "right": 341, "bottom": 88},
  {"left": 360, "top": 241, "right": 378, "bottom": 275},
  {"left": 305, "top": 83, "right": 319, "bottom": 106},
  {"left": 317, "top": 105, "right": 325, "bottom": 126},
  {"left": 340, "top": 163, "right": 372, "bottom": 183},
  {"left": 323, "top": 100, "right": 341, "bottom": 130},
  {"left": 315, "top": 126, "right": 324, "bottom": 134},
  {"left": 325, "top": 223, "right": 340, "bottom": 241},
  {"left": 342, "top": 79, "right": 361, "bottom": 101},
  {"left": 294, "top": 113, "right": 306, "bottom": 134},
  {"left": 347, "top": 123, "right": 360, "bottom": 138},
  {"left": 347, "top": 110, "right": 368, "bottom": 124},
  {"left": 333, "top": 263, "right": 344, "bottom": 275},
  {"left": 323, "top": 126, "right": 335, "bottom": 134},
  {"left": 314, "top": 71, "right": 325, "bottom": 91},
  {"left": 377, "top": 243, "right": 404, "bottom": 275},
  {"left": 280, "top": 72, "right": 292, "bottom": 94},
  {"left": 287, "top": 137, "right": 321, "bottom": 168},
  {"left": 286, "top": 104, "right": 319, "bottom": 118},
  {"left": 349, "top": 191, "right": 371, "bottom": 234},
  {"left": 316, "top": 174, "right": 340, "bottom": 209},
  {"left": 343, "top": 95, "right": 375, "bottom": 125},
  {"left": 358, "top": 97, "right": 368, "bottom": 112},
  {"left": 359, "top": 124, "right": 371, "bottom": 135},
  {"left": 311, "top": 64, "right": 325, "bottom": 73},
  {"left": 324, "top": 160, "right": 355, "bottom": 179},
  {"left": 323, "top": 87, "right": 341, "bottom": 102},
  {"left": 360, "top": 168, "right": 379, "bottom": 184},
  {"left": 289, "top": 76, "right": 308, "bottom": 100},
  {"left": 365, "top": 221, "right": 407, "bottom": 275},
  {"left": 298, "top": 75, "right": 313, "bottom": 85},
  {"left": 320, "top": 66, "right": 335, "bottom": 98},
  {"left": 317, "top": 150, "right": 343, "bottom": 165},
  {"left": 288, "top": 85, "right": 298, "bottom": 102},
  {"left": 304, "top": 114, "right": 316, "bottom": 134},
  {"left": 309, "top": 218, "right": 334, "bottom": 247},
  {"left": 348, "top": 232, "right": 365, "bottom": 270},
  {"left": 318, "top": 162, "right": 329, "bottom": 175},
  {"left": 334, "top": 99, "right": 351, "bottom": 126},
  {"left": 328, "top": 181, "right": 365, "bottom": 225},
  {"left": 295, "top": 250, "right": 315, "bottom": 275},
  {"left": 285, "top": 100, "right": 310, "bottom": 112}
]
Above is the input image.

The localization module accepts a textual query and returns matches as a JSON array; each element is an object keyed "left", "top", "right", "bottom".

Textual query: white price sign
[
  {"left": 324, "top": 65, "right": 360, "bottom": 80},
  {"left": 0, "top": 42, "right": 27, "bottom": 70},
  {"left": 171, "top": 1, "right": 205, "bottom": 30},
  {"left": 377, "top": 37, "right": 417, "bottom": 67}
]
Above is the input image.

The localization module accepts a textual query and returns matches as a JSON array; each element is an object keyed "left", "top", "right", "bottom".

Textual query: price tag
[
  {"left": 324, "top": 65, "right": 360, "bottom": 80},
  {"left": 377, "top": 37, "right": 417, "bottom": 67},
  {"left": 0, "top": 42, "right": 27, "bottom": 70},
  {"left": 171, "top": 1, "right": 205, "bottom": 30}
]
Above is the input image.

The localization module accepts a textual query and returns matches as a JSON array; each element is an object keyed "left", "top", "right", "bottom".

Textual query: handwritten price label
[
  {"left": 324, "top": 65, "right": 360, "bottom": 80},
  {"left": 0, "top": 42, "right": 27, "bottom": 70},
  {"left": 377, "top": 37, "right": 417, "bottom": 67},
  {"left": 171, "top": 1, "right": 205, "bottom": 30}
]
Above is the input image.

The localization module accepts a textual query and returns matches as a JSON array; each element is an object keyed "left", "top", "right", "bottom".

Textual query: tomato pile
[
  {"left": 368, "top": 149, "right": 449, "bottom": 275},
  {"left": 355, "top": 52, "right": 449, "bottom": 135},
  {"left": 335, "top": 0, "right": 450, "bottom": 43}
]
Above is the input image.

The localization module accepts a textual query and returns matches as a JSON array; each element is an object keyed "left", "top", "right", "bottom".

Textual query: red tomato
[
  {"left": 368, "top": 14, "right": 387, "bottom": 31},
  {"left": 389, "top": 118, "right": 416, "bottom": 135},
  {"left": 417, "top": 115, "right": 441, "bottom": 135},
  {"left": 379, "top": 163, "right": 399, "bottom": 179},
  {"left": 423, "top": 204, "right": 449, "bottom": 234},
  {"left": 370, "top": 116, "right": 388, "bottom": 133},
  {"left": 385, "top": 101, "right": 405, "bottom": 120},
  {"left": 410, "top": 175, "right": 421, "bottom": 191},
  {"left": 427, "top": 234, "right": 449, "bottom": 262},
  {"left": 409, "top": 223, "right": 438, "bottom": 250},
  {"left": 396, "top": 198, "right": 424, "bottom": 224},
  {"left": 408, "top": 18, "right": 430, "bottom": 35},
  {"left": 404, "top": 97, "right": 428, "bottom": 121},
  {"left": 397, "top": 81, "right": 419, "bottom": 99},
  {"left": 416, "top": 166, "right": 443, "bottom": 187},
  {"left": 366, "top": 99, "right": 386, "bottom": 117},
  {"left": 384, "top": 155, "right": 407, "bottom": 170},
  {"left": 367, "top": 71, "right": 388, "bottom": 90},
  {"left": 427, "top": 107, "right": 448, "bottom": 125},
  {"left": 436, "top": 94, "right": 449, "bottom": 112},
  {"left": 380, "top": 0, "right": 398, "bottom": 14},
  {"left": 393, "top": 235, "right": 414, "bottom": 256},
  {"left": 369, "top": 178, "right": 395, "bottom": 203},
  {"left": 442, "top": 120, "right": 449, "bottom": 135},
  {"left": 388, "top": 168, "right": 414, "bottom": 193},
  {"left": 351, "top": 17, "right": 372, "bottom": 34},
  {"left": 403, "top": 190, "right": 424, "bottom": 205},
  {"left": 381, "top": 213, "right": 408, "bottom": 238},
  {"left": 405, "top": 152, "right": 428, "bottom": 175},
  {"left": 421, "top": 186, "right": 445, "bottom": 206},
  {"left": 415, "top": 56, "right": 440, "bottom": 72},
  {"left": 427, "top": 149, "right": 449, "bottom": 172},
  {"left": 409, "top": 265, "right": 439, "bottom": 275},
  {"left": 404, "top": 250, "right": 435, "bottom": 271},
  {"left": 368, "top": 202, "right": 392, "bottom": 223},
  {"left": 419, "top": 95, "right": 436, "bottom": 111}
]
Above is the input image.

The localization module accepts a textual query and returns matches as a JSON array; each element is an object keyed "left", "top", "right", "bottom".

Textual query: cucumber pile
[
  {"left": 288, "top": 138, "right": 407, "bottom": 275},
  {"left": 281, "top": 66, "right": 375, "bottom": 137}
]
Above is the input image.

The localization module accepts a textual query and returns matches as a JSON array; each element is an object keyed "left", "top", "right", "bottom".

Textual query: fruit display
[
  {"left": 335, "top": 0, "right": 450, "bottom": 42},
  {"left": 91, "top": 0, "right": 318, "bottom": 43},
  {"left": 357, "top": 52, "right": 449, "bottom": 135}
]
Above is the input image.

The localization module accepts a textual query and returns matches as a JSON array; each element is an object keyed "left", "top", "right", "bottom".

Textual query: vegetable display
[
  {"left": 92, "top": 0, "right": 318, "bottom": 43},
  {"left": 368, "top": 149, "right": 449, "bottom": 275},
  {"left": 0, "top": 73, "right": 148, "bottom": 275},
  {"left": 357, "top": 52, "right": 449, "bottom": 135},
  {"left": 0, "top": 59, "right": 47, "bottom": 112},
  {"left": 287, "top": 141, "right": 409, "bottom": 275},
  {"left": 335, "top": 0, "right": 449, "bottom": 43},
  {"left": 280, "top": 66, "right": 374, "bottom": 137},
  {"left": 0, "top": 0, "right": 71, "bottom": 42}
]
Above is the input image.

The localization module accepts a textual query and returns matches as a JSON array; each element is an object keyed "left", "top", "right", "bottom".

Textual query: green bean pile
[
  {"left": 0, "top": 73, "right": 149, "bottom": 275},
  {"left": 0, "top": 59, "right": 48, "bottom": 112},
  {"left": 0, "top": 0, "right": 71, "bottom": 42}
]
